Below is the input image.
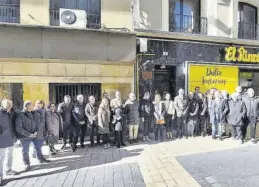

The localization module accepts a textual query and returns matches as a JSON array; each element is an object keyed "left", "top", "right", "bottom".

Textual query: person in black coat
[
  {"left": 72, "top": 94, "right": 87, "bottom": 151},
  {"left": 125, "top": 93, "right": 141, "bottom": 144},
  {"left": 16, "top": 101, "right": 49, "bottom": 172},
  {"left": 58, "top": 95, "right": 73, "bottom": 149},
  {"left": 140, "top": 91, "right": 152, "bottom": 141},
  {"left": 0, "top": 99, "right": 18, "bottom": 184},
  {"left": 197, "top": 93, "right": 208, "bottom": 137}
]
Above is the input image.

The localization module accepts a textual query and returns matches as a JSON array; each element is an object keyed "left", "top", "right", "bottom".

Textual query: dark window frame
[
  {"left": 169, "top": 0, "right": 206, "bottom": 34},
  {"left": 238, "top": 2, "right": 258, "bottom": 40},
  {"left": 238, "top": 2, "right": 257, "bottom": 24},
  {"left": 0, "top": 0, "right": 20, "bottom": 23}
]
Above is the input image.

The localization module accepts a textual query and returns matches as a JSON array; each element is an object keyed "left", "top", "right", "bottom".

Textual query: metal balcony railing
[
  {"left": 0, "top": 4, "right": 20, "bottom": 23},
  {"left": 238, "top": 22, "right": 259, "bottom": 40},
  {"left": 169, "top": 14, "right": 207, "bottom": 35},
  {"left": 50, "top": 9, "right": 101, "bottom": 29}
]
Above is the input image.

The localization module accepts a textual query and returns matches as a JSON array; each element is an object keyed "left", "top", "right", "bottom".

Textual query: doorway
[{"left": 153, "top": 65, "right": 176, "bottom": 98}]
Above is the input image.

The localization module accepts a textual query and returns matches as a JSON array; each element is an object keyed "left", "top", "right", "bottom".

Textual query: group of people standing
[
  {"left": 168, "top": 86, "right": 259, "bottom": 144},
  {"left": 0, "top": 86, "right": 258, "bottom": 185}
]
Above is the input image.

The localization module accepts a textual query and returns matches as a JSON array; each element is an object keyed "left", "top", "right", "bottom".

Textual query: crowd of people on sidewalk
[{"left": 0, "top": 85, "right": 258, "bottom": 185}]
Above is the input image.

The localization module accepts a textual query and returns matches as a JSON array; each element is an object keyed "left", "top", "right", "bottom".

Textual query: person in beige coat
[
  {"left": 164, "top": 93, "right": 175, "bottom": 139},
  {"left": 98, "top": 98, "right": 111, "bottom": 149},
  {"left": 46, "top": 103, "right": 63, "bottom": 155}
]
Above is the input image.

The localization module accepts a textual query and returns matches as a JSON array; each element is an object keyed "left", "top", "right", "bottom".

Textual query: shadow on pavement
[{"left": 3, "top": 147, "right": 143, "bottom": 186}]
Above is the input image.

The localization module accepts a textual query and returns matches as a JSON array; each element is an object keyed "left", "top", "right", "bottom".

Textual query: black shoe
[
  {"left": 96, "top": 142, "right": 102, "bottom": 146},
  {"left": 133, "top": 139, "right": 138, "bottom": 143},
  {"left": 6, "top": 170, "right": 18, "bottom": 176},
  {"left": 71, "top": 144, "right": 76, "bottom": 152},
  {"left": 117, "top": 144, "right": 121, "bottom": 148},
  {"left": 50, "top": 151, "right": 57, "bottom": 156},
  {"left": 129, "top": 140, "right": 133, "bottom": 144},
  {"left": 81, "top": 144, "right": 85, "bottom": 148},
  {"left": 24, "top": 165, "right": 31, "bottom": 172},
  {"left": 39, "top": 158, "right": 50, "bottom": 163},
  {"left": 121, "top": 142, "right": 126, "bottom": 146},
  {"left": 61, "top": 144, "right": 66, "bottom": 150}
]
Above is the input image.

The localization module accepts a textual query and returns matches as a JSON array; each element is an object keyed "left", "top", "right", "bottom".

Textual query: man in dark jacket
[
  {"left": 125, "top": 93, "right": 140, "bottom": 144},
  {"left": 32, "top": 100, "right": 49, "bottom": 161},
  {"left": 58, "top": 95, "right": 73, "bottom": 149},
  {"left": 72, "top": 94, "right": 87, "bottom": 151},
  {"left": 0, "top": 99, "right": 18, "bottom": 185},
  {"left": 186, "top": 92, "right": 199, "bottom": 138},
  {"left": 16, "top": 101, "right": 48, "bottom": 172}
]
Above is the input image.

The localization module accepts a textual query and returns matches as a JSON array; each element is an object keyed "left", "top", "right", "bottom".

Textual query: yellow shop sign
[
  {"left": 188, "top": 64, "right": 238, "bottom": 93},
  {"left": 225, "top": 46, "right": 259, "bottom": 63}
]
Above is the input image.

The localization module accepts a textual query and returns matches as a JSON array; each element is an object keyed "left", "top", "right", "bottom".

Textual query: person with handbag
[
  {"left": 164, "top": 93, "right": 175, "bottom": 139},
  {"left": 153, "top": 94, "right": 166, "bottom": 141},
  {"left": 46, "top": 103, "right": 63, "bottom": 156}
]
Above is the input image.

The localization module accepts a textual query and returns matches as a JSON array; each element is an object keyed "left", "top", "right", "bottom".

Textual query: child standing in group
[{"left": 112, "top": 107, "right": 123, "bottom": 148}]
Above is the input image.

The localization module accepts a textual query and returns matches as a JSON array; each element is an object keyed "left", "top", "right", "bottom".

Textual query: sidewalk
[{"left": 3, "top": 136, "right": 249, "bottom": 187}]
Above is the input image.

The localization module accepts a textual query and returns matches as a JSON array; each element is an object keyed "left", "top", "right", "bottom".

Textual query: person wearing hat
[{"left": 16, "top": 101, "right": 49, "bottom": 172}]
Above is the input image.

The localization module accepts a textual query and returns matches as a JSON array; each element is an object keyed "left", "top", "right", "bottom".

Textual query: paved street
[{"left": 2, "top": 137, "right": 257, "bottom": 187}]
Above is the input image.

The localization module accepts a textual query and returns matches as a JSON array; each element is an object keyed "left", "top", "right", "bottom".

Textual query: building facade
[
  {"left": 133, "top": 0, "right": 259, "bottom": 98},
  {"left": 0, "top": 0, "right": 135, "bottom": 110}
]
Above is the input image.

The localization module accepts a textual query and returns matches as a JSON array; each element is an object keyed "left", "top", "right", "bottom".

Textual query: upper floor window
[
  {"left": 169, "top": 0, "right": 207, "bottom": 34},
  {"left": 0, "top": 0, "right": 20, "bottom": 23},
  {"left": 50, "top": 0, "right": 101, "bottom": 28},
  {"left": 238, "top": 2, "right": 258, "bottom": 40}
]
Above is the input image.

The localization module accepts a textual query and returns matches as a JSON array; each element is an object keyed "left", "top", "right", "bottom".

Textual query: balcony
[
  {"left": 169, "top": 14, "right": 207, "bottom": 35},
  {"left": 50, "top": 9, "right": 101, "bottom": 29},
  {"left": 0, "top": 4, "right": 20, "bottom": 23},
  {"left": 238, "top": 22, "right": 259, "bottom": 40}
]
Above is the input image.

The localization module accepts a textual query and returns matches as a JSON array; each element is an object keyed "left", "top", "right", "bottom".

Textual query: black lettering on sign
[{"left": 206, "top": 68, "right": 222, "bottom": 76}]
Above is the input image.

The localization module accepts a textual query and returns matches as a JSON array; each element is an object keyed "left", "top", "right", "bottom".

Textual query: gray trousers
[{"left": 0, "top": 147, "right": 14, "bottom": 177}]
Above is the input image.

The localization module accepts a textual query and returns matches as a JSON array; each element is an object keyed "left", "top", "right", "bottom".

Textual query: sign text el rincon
[{"left": 225, "top": 46, "right": 259, "bottom": 63}]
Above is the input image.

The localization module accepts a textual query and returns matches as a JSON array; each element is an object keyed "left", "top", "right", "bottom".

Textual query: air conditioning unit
[{"left": 60, "top": 8, "right": 87, "bottom": 29}]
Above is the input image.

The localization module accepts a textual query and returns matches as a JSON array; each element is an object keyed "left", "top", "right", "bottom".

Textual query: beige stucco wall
[
  {"left": 0, "top": 60, "right": 134, "bottom": 102},
  {"left": 203, "top": 0, "right": 259, "bottom": 38},
  {"left": 101, "top": 0, "right": 133, "bottom": 31},
  {"left": 20, "top": 0, "right": 50, "bottom": 26},
  {"left": 136, "top": 0, "right": 169, "bottom": 31}
]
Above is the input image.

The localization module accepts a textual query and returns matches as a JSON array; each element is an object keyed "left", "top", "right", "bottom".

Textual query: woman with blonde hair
[
  {"left": 98, "top": 98, "right": 111, "bottom": 149},
  {"left": 153, "top": 94, "right": 166, "bottom": 141}
]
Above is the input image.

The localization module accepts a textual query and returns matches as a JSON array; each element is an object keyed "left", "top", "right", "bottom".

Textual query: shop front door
[{"left": 153, "top": 65, "right": 176, "bottom": 98}]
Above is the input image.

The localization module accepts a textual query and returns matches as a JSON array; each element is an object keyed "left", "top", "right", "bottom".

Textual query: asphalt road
[{"left": 176, "top": 143, "right": 259, "bottom": 187}]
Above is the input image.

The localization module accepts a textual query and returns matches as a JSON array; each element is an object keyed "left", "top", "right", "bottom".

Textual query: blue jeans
[
  {"left": 21, "top": 139, "right": 44, "bottom": 166},
  {"left": 212, "top": 123, "right": 223, "bottom": 138},
  {"left": 155, "top": 125, "right": 165, "bottom": 141}
]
